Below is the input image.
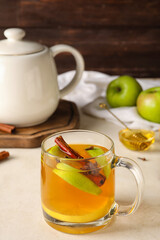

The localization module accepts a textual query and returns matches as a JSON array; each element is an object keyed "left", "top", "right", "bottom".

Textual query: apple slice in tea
[
  {"left": 86, "top": 147, "right": 111, "bottom": 179},
  {"left": 49, "top": 137, "right": 108, "bottom": 195},
  {"left": 48, "top": 145, "right": 65, "bottom": 157},
  {"left": 53, "top": 162, "right": 102, "bottom": 196}
]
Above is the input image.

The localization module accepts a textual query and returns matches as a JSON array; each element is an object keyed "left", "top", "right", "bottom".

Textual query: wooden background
[{"left": 0, "top": 0, "right": 160, "bottom": 77}]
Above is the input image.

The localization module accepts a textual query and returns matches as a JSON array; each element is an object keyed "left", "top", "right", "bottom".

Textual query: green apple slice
[
  {"left": 56, "top": 162, "right": 79, "bottom": 172},
  {"left": 48, "top": 145, "right": 64, "bottom": 157},
  {"left": 86, "top": 147, "right": 111, "bottom": 179},
  {"left": 86, "top": 147, "right": 104, "bottom": 157},
  {"left": 53, "top": 163, "right": 102, "bottom": 196}
]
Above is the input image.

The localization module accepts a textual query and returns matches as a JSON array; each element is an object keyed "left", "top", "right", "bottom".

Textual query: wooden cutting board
[{"left": 0, "top": 100, "right": 80, "bottom": 148}]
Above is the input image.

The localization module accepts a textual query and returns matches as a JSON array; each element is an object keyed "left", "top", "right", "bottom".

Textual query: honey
[{"left": 119, "top": 129, "right": 155, "bottom": 151}]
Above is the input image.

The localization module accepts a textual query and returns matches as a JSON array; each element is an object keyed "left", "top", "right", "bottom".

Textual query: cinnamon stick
[
  {"left": 55, "top": 136, "right": 83, "bottom": 159},
  {"left": 55, "top": 136, "right": 106, "bottom": 186},
  {"left": 83, "top": 173, "right": 106, "bottom": 187},
  {"left": 0, "top": 123, "right": 15, "bottom": 134},
  {"left": 0, "top": 151, "right": 9, "bottom": 161}
]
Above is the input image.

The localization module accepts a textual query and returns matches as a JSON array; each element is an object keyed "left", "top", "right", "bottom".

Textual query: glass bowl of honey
[{"left": 119, "top": 128, "right": 155, "bottom": 151}]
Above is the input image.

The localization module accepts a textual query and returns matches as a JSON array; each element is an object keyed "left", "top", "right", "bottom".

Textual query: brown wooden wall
[{"left": 0, "top": 0, "right": 160, "bottom": 77}]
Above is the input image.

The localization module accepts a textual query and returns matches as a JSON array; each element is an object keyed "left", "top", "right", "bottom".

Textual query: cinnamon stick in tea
[
  {"left": 55, "top": 136, "right": 106, "bottom": 186},
  {"left": 55, "top": 136, "right": 83, "bottom": 159},
  {"left": 0, "top": 123, "right": 15, "bottom": 134},
  {"left": 83, "top": 173, "right": 106, "bottom": 187}
]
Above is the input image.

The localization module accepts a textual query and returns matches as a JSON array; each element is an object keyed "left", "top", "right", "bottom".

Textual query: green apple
[
  {"left": 106, "top": 75, "right": 142, "bottom": 107},
  {"left": 137, "top": 87, "right": 160, "bottom": 123}
]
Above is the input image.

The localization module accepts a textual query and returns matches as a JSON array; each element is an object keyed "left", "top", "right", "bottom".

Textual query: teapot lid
[{"left": 0, "top": 28, "right": 45, "bottom": 55}]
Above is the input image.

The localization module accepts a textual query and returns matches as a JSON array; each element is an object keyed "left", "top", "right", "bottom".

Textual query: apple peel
[{"left": 53, "top": 163, "right": 102, "bottom": 196}]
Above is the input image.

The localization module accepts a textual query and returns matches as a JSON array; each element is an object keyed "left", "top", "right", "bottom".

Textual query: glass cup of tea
[{"left": 41, "top": 130, "right": 144, "bottom": 234}]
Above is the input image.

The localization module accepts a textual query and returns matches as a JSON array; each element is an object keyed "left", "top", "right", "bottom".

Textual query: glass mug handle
[{"left": 112, "top": 156, "right": 144, "bottom": 216}]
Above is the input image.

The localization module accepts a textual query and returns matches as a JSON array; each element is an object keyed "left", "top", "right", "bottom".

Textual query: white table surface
[{"left": 1, "top": 111, "right": 160, "bottom": 240}]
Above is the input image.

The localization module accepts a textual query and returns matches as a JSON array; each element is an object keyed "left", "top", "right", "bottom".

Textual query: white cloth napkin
[{"left": 58, "top": 71, "right": 160, "bottom": 131}]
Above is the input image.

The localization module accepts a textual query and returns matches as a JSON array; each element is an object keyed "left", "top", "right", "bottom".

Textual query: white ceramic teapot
[{"left": 0, "top": 28, "right": 84, "bottom": 127}]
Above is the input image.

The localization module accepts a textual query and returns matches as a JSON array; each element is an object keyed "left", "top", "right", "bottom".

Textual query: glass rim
[{"left": 41, "top": 129, "right": 114, "bottom": 161}]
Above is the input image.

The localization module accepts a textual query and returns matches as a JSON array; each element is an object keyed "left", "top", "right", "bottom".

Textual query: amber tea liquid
[{"left": 41, "top": 144, "right": 115, "bottom": 234}]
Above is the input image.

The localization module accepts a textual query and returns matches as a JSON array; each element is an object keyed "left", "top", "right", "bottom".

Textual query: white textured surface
[{"left": 0, "top": 111, "right": 160, "bottom": 240}]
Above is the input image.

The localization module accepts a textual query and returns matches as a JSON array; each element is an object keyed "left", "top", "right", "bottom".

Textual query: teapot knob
[{"left": 4, "top": 28, "right": 26, "bottom": 41}]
